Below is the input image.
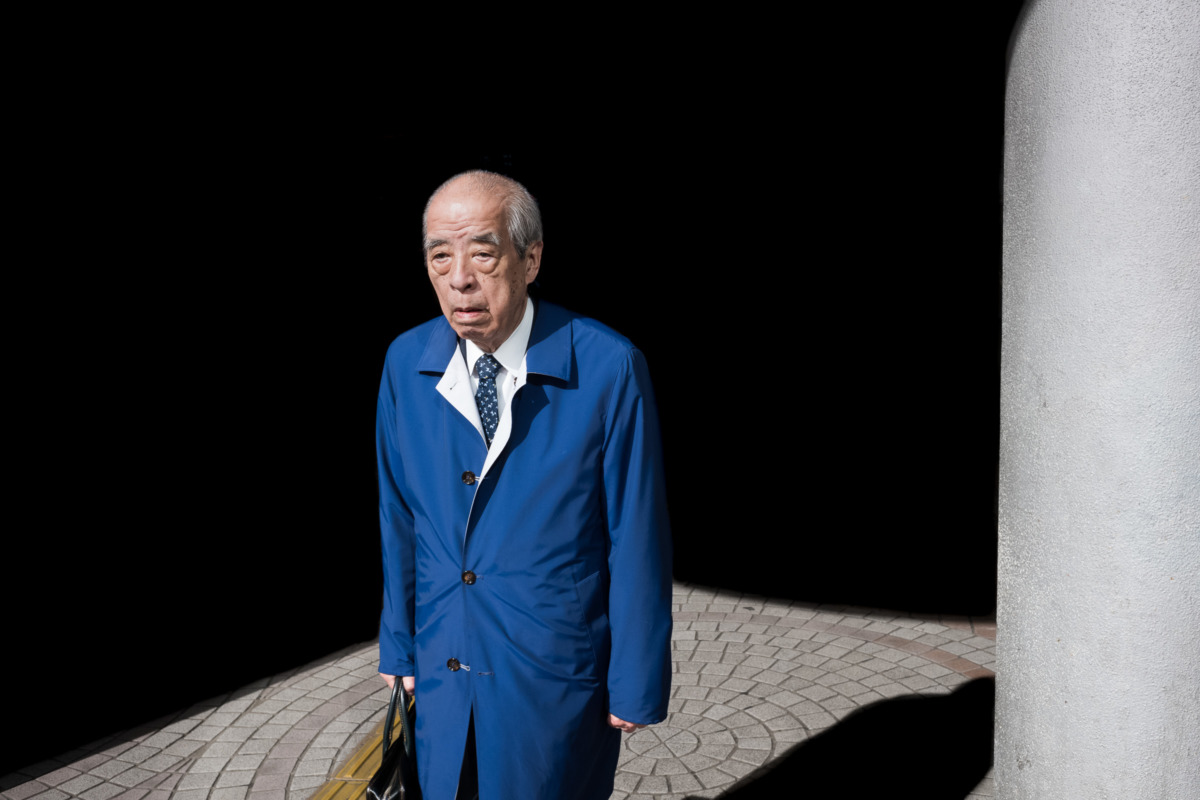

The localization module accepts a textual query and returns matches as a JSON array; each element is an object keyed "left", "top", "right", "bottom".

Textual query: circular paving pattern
[
  {"left": 610, "top": 584, "right": 996, "bottom": 799},
  {"left": 0, "top": 583, "right": 995, "bottom": 800}
]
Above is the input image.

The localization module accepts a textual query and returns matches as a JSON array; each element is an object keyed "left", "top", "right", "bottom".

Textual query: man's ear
[{"left": 524, "top": 241, "right": 544, "bottom": 285}]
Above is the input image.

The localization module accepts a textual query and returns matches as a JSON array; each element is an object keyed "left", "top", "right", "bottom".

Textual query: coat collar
[{"left": 415, "top": 299, "right": 572, "bottom": 382}]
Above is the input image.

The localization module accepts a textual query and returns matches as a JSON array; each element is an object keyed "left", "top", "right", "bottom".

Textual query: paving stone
[
  {"left": 110, "top": 768, "right": 155, "bottom": 789},
  {"left": 832, "top": 680, "right": 874, "bottom": 697},
  {"left": 87, "top": 759, "right": 133, "bottom": 780},
  {"left": 162, "top": 739, "right": 206, "bottom": 759},
  {"left": 820, "top": 694, "right": 857, "bottom": 711},
  {"left": 916, "top": 663, "right": 954, "bottom": 679},
  {"left": 78, "top": 784, "right": 126, "bottom": 800},
  {"left": 696, "top": 766, "right": 735, "bottom": 788},
  {"left": 265, "top": 743, "right": 306, "bottom": 760},
  {"left": 247, "top": 789, "right": 285, "bottom": 800},
  {"left": 136, "top": 754, "right": 180, "bottom": 773},
  {"left": 775, "top": 728, "right": 810, "bottom": 744},
  {"left": 214, "top": 771, "right": 255, "bottom": 789},
  {"left": 612, "top": 771, "right": 640, "bottom": 792},
  {"left": 669, "top": 772, "right": 704, "bottom": 793},
  {"left": 28, "top": 790, "right": 70, "bottom": 800},
  {"left": 184, "top": 725, "right": 223, "bottom": 742},
  {"left": 799, "top": 711, "right": 836, "bottom": 730},
  {"left": 287, "top": 776, "right": 324, "bottom": 791},
  {"left": 178, "top": 772, "right": 218, "bottom": 791},
  {"left": 875, "top": 683, "right": 916, "bottom": 699},
  {"left": 797, "top": 684, "right": 837, "bottom": 702},
  {"left": 209, "top": 788, "right": 249, "bottom": 800},
  {"left": 256, "top": 759, "right": 296, "bottom": 777},
  {"left": 172, "top": 789, "right": 210, "bottom": 800},
  {"left": 234, "top": 739, "right": 272, "bottom": 756},
  {"left": 250, "top": 773, "right": 288, "bottom": 792},
  {"left": 293, "top": 759, "right": 332, "bottom": 777},
  {"left": 1, "top": 782, "right": 46, "bottom": 800}
]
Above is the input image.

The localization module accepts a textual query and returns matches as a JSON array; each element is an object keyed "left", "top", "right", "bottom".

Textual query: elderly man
[{"left": 376, "top": 170, "right": 673, "bottom": 799}]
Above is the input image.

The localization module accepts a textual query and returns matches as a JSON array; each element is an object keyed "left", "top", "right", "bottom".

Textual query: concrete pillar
[{"left": 998, "top": 1, "right": 1199, "bottom": 797}]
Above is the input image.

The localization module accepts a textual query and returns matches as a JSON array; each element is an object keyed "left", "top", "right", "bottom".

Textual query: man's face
[{"left": 424, "top": 186, "right": 542, "bottom": 353}]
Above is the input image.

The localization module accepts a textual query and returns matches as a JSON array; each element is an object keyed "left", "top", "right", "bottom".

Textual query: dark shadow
[
  {"left": 691, "top": 678, "right": 996, "bottom": 800},
  {"left": 4, "top": 3, "right": 1025, "bottom": 775}
]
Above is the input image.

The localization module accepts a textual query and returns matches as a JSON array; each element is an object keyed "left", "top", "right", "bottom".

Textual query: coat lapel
[
  {"left": 418, "top": 318, "right": 486, "bottom": 444},
  {"left": 525, "top": 301, "right": 572, "bottom": 385},
  {"left": 435, "top": 349, "right": 485, "bottom": 443},
  {"left": 417, "top": 303, "right": 575, "bottom": 479}
]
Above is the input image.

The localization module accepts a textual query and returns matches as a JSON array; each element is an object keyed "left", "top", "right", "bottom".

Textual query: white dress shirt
[
  {"left": 434, "top": 297, "right": 534, "bottom": 479},
  {"left": 463, "top": 296, "right": 534, "bottom": 422}
]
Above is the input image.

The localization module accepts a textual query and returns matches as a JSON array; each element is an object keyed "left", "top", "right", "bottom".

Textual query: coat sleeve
[
  {"left": 602, "top": 347, "right": 673, "bottom": 724},
  {"left": 377, "top": 357, "right": 417, "bottom": 677}
]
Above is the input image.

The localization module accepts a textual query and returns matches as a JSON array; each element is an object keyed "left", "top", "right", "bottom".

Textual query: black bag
[{"left": 367, "top": 681, "right": 421, "bottom": 800}]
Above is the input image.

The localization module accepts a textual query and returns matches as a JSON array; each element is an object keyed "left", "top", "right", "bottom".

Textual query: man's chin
[{"left": 451, "top": 324, "right": 497, "bottom": 350}]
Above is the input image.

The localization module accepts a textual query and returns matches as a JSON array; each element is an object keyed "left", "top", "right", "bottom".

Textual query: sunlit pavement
[{"left": 1, "top": 583, "right": 995, "bottom": 800}]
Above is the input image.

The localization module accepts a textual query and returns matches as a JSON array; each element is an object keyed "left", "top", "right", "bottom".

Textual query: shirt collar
[{"left": 464, "top": 296, "right": 534, "bottom": 376}]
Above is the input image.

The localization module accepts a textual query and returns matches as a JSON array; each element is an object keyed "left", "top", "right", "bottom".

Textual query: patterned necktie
[{"left": 475, "top": 354, "right": 500, "bottom": 447}]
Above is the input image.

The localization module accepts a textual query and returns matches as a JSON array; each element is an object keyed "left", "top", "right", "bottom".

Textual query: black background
[{"left": 5, "top": 4, "right": 1024, "bottom": 778}]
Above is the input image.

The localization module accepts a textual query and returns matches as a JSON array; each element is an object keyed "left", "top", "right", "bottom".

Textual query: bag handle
[{"left": 382, "top": 681, "right": 416, "bottom": 759}]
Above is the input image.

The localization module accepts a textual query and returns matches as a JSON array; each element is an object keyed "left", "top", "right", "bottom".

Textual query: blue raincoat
[{"left": 377, "top": 301, "right": 673, "bottom": 800}]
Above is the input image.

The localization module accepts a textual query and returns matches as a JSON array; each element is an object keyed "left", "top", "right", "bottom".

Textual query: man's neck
[{"left": 463, "top": 296, "right": 535, "bottom": 373}]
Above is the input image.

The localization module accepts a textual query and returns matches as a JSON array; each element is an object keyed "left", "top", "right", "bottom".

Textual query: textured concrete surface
[
  {"left": 1, "top": 584, "right": 996, "bottom": 800},
  {"left": 999, "top": 0, "right": 1200, "bottom": 797}
]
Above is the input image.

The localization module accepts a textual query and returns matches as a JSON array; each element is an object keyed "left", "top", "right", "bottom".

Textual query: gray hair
[{"left": 423, "top": 170, "right": 543, "bottom": 259}]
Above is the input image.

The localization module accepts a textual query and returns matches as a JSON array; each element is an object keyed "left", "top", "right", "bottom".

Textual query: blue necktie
[{"left": 475, "top": 354, "right": 500, "bottom": 447}]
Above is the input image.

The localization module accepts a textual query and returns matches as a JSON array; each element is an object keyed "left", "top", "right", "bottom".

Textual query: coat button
[
  {"left": 462, "top": 571, "right": 477, "bottom": 585},
  {"left": 461, "top": 471, "right": 476, "bottom": 485},
  {"left": 447, "top": 658, "right": 461, "bottom": 672}
]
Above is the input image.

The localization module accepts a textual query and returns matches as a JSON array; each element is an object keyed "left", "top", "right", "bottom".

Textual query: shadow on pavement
[{"left": 687, "top": 677, "right": 995, "bottom": 800}]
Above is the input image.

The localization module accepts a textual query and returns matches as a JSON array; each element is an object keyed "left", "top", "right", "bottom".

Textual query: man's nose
[{"left": 448, "top": 257, "right": 476, "bottom": 291}]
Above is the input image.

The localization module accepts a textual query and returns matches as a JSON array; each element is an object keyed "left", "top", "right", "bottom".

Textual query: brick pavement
[{"left": 1, "top": 584, "right": 996, "bottom": 800}]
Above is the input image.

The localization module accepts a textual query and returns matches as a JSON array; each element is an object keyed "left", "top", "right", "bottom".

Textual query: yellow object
[{"left": 307, "top": 719, "right": 388, "bottom": 800}]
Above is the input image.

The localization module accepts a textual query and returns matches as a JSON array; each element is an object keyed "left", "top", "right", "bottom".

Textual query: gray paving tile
[
  {"left": 171, "top": 789, "right": 210, "bottom": 800},
  {"left": 28, "top": 790, "right": 70, "bottom": 800},
  {"left": 247, "top": 788, "right": 286, "bottom": 800},
  {"left": 249, "top": 773, "right": 288, "bottom": 792},
  {"left": 109, "top": 768, "right": 155, "bottom": 789},
  {"left": 2, "top": 782, "right": 46, "bottom": 800},
  {"left": 256, "top": 759, "right": 296, "bottom": 777},
  {"left": 56, "top": 774, "right": 102, "bottom": 796},
  {"left": 267, "top": 745, "right": 309, "bottom": 765},
  {"left": 161, "top": 739, "right": 206, "bottom": 758},
  {"left": 136, "top": 754, "right": 181, "bottom": 773},
  {"left": 223, "top": 755, "right": 264, "bottom": 773},
  {"left": 214, "top": 771, "right": 255, "bottom": 790},
  {"left": 293, "top": 759, "right": 332, "bottom": 777},
  {"left": 33, "top": 769, "right": 79, "bottom": 788},
  {"left": 209, "top": 788, "right": 249, "bottom": 800},
  {"left": 177, "top": 772, "right": 218, "bottom": 791},
  {"left": 184, "top": 726, "right": 223, "bottom": 742},
  {"left": 87, "top": 760, "right": 133, "bottom": 781}
]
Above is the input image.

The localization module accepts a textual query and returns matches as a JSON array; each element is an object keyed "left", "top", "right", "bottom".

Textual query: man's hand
[
  {"left": 380, "top": 673, "right": 416, "bottom": 695},
  {"left": 608, "top": 714, "right": 648, "bottom": 733}
]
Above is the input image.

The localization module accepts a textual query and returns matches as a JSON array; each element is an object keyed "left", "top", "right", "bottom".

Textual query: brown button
[
  {"left": 462, "top": 571, "right": 477, "bottom": 585},
  {"left": 461, "top": 471, "right": 476, "bottom": 485},
  {"left": 447, "top": 658, "right": 461, "bottom": 672}
]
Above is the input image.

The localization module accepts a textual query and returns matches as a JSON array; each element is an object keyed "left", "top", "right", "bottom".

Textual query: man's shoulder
[
  {"left": 536, "top": 301, "right": 638, "bottom": 356},
  {"left": 383, "top": 315, "right": 454, "bottom": 367}
]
